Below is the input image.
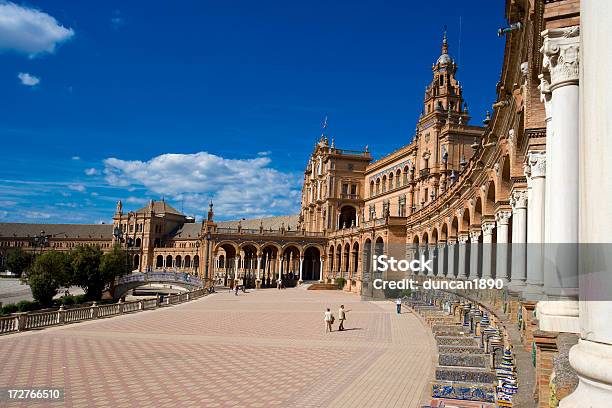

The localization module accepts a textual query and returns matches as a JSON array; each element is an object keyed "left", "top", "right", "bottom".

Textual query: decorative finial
[
  {"left": 442, "top": 25, "right": 448, "bottom": 54},
  {"left": 483, "top": 110, "right": 491, "bottom": 125},
  {"left": 207, "top": 200, "right": 214, "bottom": 221}
]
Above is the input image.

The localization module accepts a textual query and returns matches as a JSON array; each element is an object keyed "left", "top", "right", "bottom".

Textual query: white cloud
[
  {"left": 71, "top": 156, "right": 80, "bottom": 160},
  {"left": 85, "top": 167, "right": 100, "bottom": 176},
  {"left": 68, "top": 183, "right": 86, "bottom": 192},
  {"left": 90, "top": 192, "right": 99, "bottom": 197},
  {"left": 23, "top": 210, "right": 52, "bottom": 219},
  {"left": 0, "top": 210, "right": 7, "bottom": 218},
  {"left": 17, "top": 72, "right": 39, "bottom": 86},
  {"left": 103, "top": 152, "right": 301, "bottom": 218},
  {"left": 0, "top": 1, "right": 74, "bottom": 56},
  {"left": 257, "top": 151, "right": 271, "bottom": 156},
  {"left": 0, "top": 200, "right": 17, "bottom": 207}
]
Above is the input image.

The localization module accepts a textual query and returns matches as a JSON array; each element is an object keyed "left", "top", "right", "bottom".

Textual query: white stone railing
[{"left": 0, "top": 287, "right": 210, "bottom": 336}]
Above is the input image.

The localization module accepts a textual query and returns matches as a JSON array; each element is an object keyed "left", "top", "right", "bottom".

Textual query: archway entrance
[{"left": 303, "top": 247, "right": 321, "bottom": 281}]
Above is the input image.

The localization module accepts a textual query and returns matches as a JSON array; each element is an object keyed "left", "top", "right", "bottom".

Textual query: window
[
  {"left": 342, "top": 183, "right": 348, "bottom": 195},
  {"left": 350, "top": 184, "right": 357, "bottom": 195}
]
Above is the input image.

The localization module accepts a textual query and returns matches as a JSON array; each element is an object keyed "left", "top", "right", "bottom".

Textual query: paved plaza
[{"left": 0, "top": 288, "right": 436, "bottom": 408}]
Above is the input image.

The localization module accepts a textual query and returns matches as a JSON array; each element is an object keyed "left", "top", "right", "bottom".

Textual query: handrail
[{"left": 0, "top": 286, "right": 211, "bottom": 336}]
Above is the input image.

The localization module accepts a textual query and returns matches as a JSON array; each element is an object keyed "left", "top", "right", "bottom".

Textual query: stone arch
[
  {"left": 135, "top": 238, "right": 141, "bottom": 247},
  {"left": 370, "top": 180, "right": 375, "bottom": 197},
  {"left": 388, "top": 172, "right": 394, "bottom": 190},
  {"left": 175, "top": 255, "right": 182, "bottom": 269},
  {"left": 133, "top": 254, "right": 140, "bottom": 270},
  {"left": 156, "top": 255, "right": 163, "bottom": 268},
  {"left": 184, "top": 255, "right": 191, "bottom": 270},
  {"left": 165, "top": 255, "right": 173, "bottom": 268},
  {"left": 422, "top": 230, "right": 430, "bottom": 245},
  {"left": 343, "top": 242, "right": 351, "bottom": 278},
  {"left": 473, "top": 196, "right": 483, "bottom": 226},
  {"left": 352, "top": 241, "right": 359, "bottom": 277},
  {"left": 328, "top": 244, "right": 335, "bottom": 274},
  {"left": 440, "top": 223, "right": 448, "bottom": 242},
  {"left": 282, "top": 245, "right": 300, "bottom": 285},
  {"left": 450, "top": 216, "right": 459, "bottom": 240},
  {"left": 376, "top": 178, "right": 381, "bottom": 194},
  {"left": 382, "top": 175, "right": 387, "bottom": 193},
  {"left": 214, "top": 240, "right": 239, "bottom": 254},
  {"left": 461, "top": 207, "right": 471, "bottom": 233},
  {"left": 431, "top": 228, "right": 439, "bottom": 244},
  {"left": 339, "top": 205, "right": 357, "bottom": 229},
  {"left": 483, "top": 180, "right": 497, "bottom": 216},
  {"left": 260, "top": 244, "right": 280, "bottom": 288},
  {"left": 396, "top": 169, "right": 402, "bottom": 186},
  {"left": 336, "top": 243, "right": 342, "bottom": 275},
  {"left": 499, "top": 155, "right": 512, "bottom": 200},
  {"left": 303, "top": 246, "right": 321, "bottom": 281}
]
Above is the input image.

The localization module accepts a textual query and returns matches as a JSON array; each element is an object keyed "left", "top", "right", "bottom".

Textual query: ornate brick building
[{"left": 2, "top": 0, "right": 612, "bottom": 405}]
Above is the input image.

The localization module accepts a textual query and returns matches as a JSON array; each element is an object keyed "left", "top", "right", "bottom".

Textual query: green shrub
[
  {"left": 73, "top": 294, "right": 87, "bottom": 305},
  {"left": 1, "top": 303, "right": 18, "bottom": 315},
  {"left": 400, "top": 289, "right": 412, "bottom": 298},
  {"left": 335, "top": 277, "right": 346, "bottom": 289},
  {"left": 383, "top": 287, "right": 401, "bottom": 299},
  {"left": 16, "top": 300, "right": 41, "bottom": 312},
  {"left": 60, "top": 296, "right": 75, "bottom": 306}
]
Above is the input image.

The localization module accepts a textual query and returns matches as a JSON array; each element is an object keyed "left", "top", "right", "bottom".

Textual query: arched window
[
  {"left": 156, "top": 255, "right": 163, "bottom": 268},
  {"left": 370, "top": 180, "right": 374, "bottom": 197},
  {"left": 375, "top": 179, "right": 381, "bottom": 195},
  {"left": 166, "top": 255, "right": 173, "bottom": 268},
  {"left": 135, "top": 238, "right": 141, "bottom": 247},
  {"left": 176, "top": 255, "right": 182, "bottom": 269},
  {"left": 133, "top": 254, "right": 140, "bottom": 269},
  {"left": 389, "top": 173, "right": 394, "bottom": 190},
  {"left": 184, "top": 255, "right": 191, "bottom": 269},
  {"left": 396, "top": 169, "right": 402, "bottom": 186},
  {"left": 382, "top": 176, "right": 387, "bottom": 193}
]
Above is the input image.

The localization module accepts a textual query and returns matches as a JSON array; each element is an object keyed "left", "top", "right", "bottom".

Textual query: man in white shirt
[
  {"left": 324, "top": 308, "right": 333, "bottom": 333},
  {"left": 396, "top": 298, "right": 402, "bottom": 314}
]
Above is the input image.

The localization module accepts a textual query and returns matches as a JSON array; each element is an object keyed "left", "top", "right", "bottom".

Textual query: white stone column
[
  {"left": 234, "top": 257, "right": 240, "bottom": 283},
  {"left": 278, "top": 256, "right": 283, "bottom": 282},
  {"left": 256, "top": 256, "right": 261, "bottom": 281},
  {"left": 428, "top": 244, "right": 436, "bottom": 277},
  {"left": 539, "top": 26, "right": 580, "bottom": 333},
  {"left": 446, "top": 240, "right": 456, "bottom": 279},
  {"left": 298, "top": 256, "right": 304, "bottom": 283},
  {"left": 437, "top": 242, "right": 446, "bottom": 277},
  {"left": 319, "top": 258, "right": 324, "bottom": 283},
  {"left": 481, "top": 222, "right": 495, "bottom": 279},
  {"left": 456, "top": 235, "right": 469, "bottom": 279},
  {"left": 495, "top": 210, "right": 511, "bottom": 283},
  {"left": 510, "top": 190, "right": 528, "bottom": 288},
  {"left": 524, "top": 152, "right": 546, "bottom": 297},
  {"left": 469, "top": 231, "right": 481, "bottom": 279},
  {"left": 560, "top": 4, "right": 612, "bottom": 403}
]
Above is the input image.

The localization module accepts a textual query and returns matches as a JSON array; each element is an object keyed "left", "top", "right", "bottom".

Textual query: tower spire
[{"left": 442, "top": 25, "right": 448, "bottom": 55}]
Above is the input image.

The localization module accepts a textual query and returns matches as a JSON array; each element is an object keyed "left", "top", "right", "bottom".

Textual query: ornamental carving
[
  {"left": 482, "top": 222, "right": 496, "bottom": 235},
  {"left": 469, "top": 230, "right": 481, "bottom": 241},
  {"left": 541, "top": 26, "right": 580, "bottom": 90},
  {"left": 510, "top": 190, "right": 528, "bottom": 210},
  {"left": 495, "top": 210, "right": 512, "bottom": 225},
  {"left": 528, "top": 151, "right": 546, "bottom": 179}
]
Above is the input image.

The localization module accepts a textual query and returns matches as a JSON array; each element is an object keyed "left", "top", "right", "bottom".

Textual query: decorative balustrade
[
  {"left": 0, "top": 286, "right": 210, "bottom": 336},
  {"left": 0, "top": 315, "right": 18, "bottom": 334},
  {"left": 214, "top": 228, "right": 324, "bottom": 237}
]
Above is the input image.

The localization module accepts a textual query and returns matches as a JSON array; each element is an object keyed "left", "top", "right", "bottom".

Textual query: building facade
[{"left": 2, "top": 0, "right": 612, "bottom": 405}]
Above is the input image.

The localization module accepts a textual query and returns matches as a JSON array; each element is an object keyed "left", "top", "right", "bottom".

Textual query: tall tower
[{"left": 411, "top": 31, "right": 483, "bottom": 208}]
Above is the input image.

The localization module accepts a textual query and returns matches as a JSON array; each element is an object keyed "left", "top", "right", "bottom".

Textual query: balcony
[{"left": 340, "top": 193, "right": 360, "bottom": 200}]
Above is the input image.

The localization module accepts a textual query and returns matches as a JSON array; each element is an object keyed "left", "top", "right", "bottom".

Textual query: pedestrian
[
  {"left": 277, "top": 278, "right": 282, "bottom": 290},
  {"left": 324, "top": 308, "right": 334, "bottom": 333},
  {"left": 396, "top": 298, "right": 402, "bottom": 314},
  {"left": 338, "top": 305, "right": 349, "bottom": 331},
  {"left": 235, "top": 285, "right": 239, "bottom": 296}
]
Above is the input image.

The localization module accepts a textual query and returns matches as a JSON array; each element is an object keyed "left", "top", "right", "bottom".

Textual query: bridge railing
[
  {"left": 0, "top": 286, "right": 211, "bottom": 336},
  {"left": 116, "top": 272, "right": 203, "bottom": 288}
]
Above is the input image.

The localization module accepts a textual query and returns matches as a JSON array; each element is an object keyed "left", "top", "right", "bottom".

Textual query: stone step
[
  {"left": 436, "top": 336, "right": 480, "bottom": 347},
  {"left": 438, "top": 353, "right": 488, "bottom": 368},
  {"left": 430, "top": 380, "right": 496, "bottom": 404},
  {"left": 435, "top": 367, "right": 497, "bottom": 384}
]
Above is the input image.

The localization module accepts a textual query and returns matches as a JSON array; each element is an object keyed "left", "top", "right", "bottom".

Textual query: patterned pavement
[{"left": 0, "top": 288, "right": 436, "bottom": 408}]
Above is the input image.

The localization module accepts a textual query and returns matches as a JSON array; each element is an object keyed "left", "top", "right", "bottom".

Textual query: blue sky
[{"left": 0, "top": 0, "right": 506, "bottom": 223}]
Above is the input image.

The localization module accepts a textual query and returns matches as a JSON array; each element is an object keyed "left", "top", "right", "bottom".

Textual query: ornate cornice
[{"left": 541, "top": 26, "right": 580, "bottom": 90}]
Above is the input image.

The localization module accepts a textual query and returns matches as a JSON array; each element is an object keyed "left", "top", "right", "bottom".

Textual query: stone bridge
[{"left": 113, "top": 271, "right": 204, "bottom": 301}]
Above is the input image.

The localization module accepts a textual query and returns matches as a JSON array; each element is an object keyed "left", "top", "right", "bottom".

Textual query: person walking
[
  {"left": 396, "top": 298, "right": 402, "bottom": 314},
  {"left": 324, "top": 308, "right": 334, "bottom": 333},
  {"left": 338, "top": 305, "right": 349, "bottom": 331}
]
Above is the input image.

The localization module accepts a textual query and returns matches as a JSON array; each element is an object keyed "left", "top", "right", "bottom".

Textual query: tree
[
  {"left": 27, "top": 251, "right": 70, "bottom": 306},
  {"left": 99, "top": 245, "right": 131, "bottom": 298},
  {"left": 70, "top": 245, "right": 104, "bottom": 300},
  {"left": 5, "top": 248, "right": 33, "bottom": 277}
]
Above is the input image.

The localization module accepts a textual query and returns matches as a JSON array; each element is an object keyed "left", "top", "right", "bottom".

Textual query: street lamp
[
  {"left": 33, "top": 230, "right": 49, "bottom": 254},
  {"left": 195, "top": 239, "right": 200, "bottom": 277},
  {"left": 205, "top": 232, "right": 211, "bottom": 284}
]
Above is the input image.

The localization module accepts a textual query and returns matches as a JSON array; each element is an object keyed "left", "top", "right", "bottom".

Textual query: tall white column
[
  {"left": 481, "top": 222, "right": 495, "bottom": 279},
  {"left": 278, "top": 256, "right": 283, "bottom": 282},
  {"left": 510, "top": 190, "right": 528, "bottom": 288},
  {"left": 457, "top": 235, "right": 469, "bottom": 279},
  {"left": 469, "top": 231, "right": 481, "bottom": 279},
  {"left": 539, "top": 26, "right": 580, "bottom": 333},
  {"left": 319, "top": 258, "right": 324, "bottom": 283},
  {"left": 298, "top": 257, "right": 304, "bottom": 283},
  {"left": 428, "top": 244, "right": 436, "bottom": 277},
  {"left": 524, "top": 152, "right": 546, "bottom": 297},
  {"left": 437, "top": 242, "right": 446, "bottom": 277},
  {"left": 495, "top": 210, "right": 511, "bottom": 283},
  {"left": 256, "top": 256, "right": 261, "bottom": 281},
  {"left": 561, "top": 3, "right": 612, "bottom": 403},
  {"left": 234, "top": 257, "right": 240, "bottom": 282},
  {"left": 446, "top": 240, "right": 456, "bottom": 279}
]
